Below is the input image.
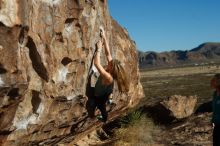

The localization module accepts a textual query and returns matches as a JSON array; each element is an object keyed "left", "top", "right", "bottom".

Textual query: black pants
[
  {"left": 86, "top": 87, "right": 109, "bottom": 122},
  {"left": 213, "top": 124, "right": 220, "bottom": 146},
  {"left": 94, "top": 95, "right": 109, "bottom": 122}
]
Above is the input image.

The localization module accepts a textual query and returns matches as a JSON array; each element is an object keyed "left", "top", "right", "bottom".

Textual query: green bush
[{"left": 120, "top": 111, "right": 142, "bottom": 127}]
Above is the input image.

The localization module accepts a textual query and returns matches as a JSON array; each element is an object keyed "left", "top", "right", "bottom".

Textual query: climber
[{"left": 86, "top": 27, "right": 129, "bottom": 122}]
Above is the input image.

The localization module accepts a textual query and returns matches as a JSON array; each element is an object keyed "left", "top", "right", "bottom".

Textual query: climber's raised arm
[
  {"left": 100, "top": 27, "right": 112, "bottom": 63},
  {"left": 94, "top": 40, "right": 113, "bottom": 85}
]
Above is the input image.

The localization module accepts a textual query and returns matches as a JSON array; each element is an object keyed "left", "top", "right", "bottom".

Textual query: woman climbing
[{"left": 87, "top": 27, "right": 129, "bottom": 122}]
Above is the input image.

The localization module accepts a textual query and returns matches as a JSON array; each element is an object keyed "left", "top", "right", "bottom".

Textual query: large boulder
[
  {"left": 0, "top": 0, "right": 144, "bottom": 145},
  {"left": 161, "top": 95, "right": 197, "bottom": 119}
]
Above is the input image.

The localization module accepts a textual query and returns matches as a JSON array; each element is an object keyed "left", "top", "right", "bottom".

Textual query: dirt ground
[{"left": 140, "top": 65, "right": 220, "bottom": 106}]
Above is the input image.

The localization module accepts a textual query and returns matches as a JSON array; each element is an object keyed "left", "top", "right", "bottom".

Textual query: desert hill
[{"left": 139, "top": 42, "right": 220, "bottom": 68}]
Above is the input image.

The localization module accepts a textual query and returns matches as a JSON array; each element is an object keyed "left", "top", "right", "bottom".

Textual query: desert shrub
[
  {"left": 119, "top": 111, "right": 142, "bottom": 127},
  {"left": 113, "top": 111, "right": 160, "bottom": 146}
]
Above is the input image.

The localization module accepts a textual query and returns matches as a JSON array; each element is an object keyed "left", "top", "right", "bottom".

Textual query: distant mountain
[{"left": 139, "top": 42, "right": 220, "bottom": 68}]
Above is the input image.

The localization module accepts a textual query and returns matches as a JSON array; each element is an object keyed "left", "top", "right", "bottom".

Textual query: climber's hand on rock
[
  {"left": 96, "top": 40, "right": 103, "bottom": 50},
  {"left": 212, "top": 123, "right": 215, "bottom": 129},
  {"left": 100, "top": 27, "right": 106, "bottom": 39}
]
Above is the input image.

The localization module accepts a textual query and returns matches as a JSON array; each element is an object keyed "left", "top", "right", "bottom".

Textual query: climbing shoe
[
  {"left": 107, "top": 99, "right": 113, "bottom": 105},
  {"left": 97, "top": 115, "right": 107, "bottom": 122}
]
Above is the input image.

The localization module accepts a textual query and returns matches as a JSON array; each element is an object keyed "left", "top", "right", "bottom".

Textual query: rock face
[
  {"left": 0, "top": 0, "right": 144, "bottom": 145},
  {"left": 161, "top": 95, "right": 197, "bottom": 119}
]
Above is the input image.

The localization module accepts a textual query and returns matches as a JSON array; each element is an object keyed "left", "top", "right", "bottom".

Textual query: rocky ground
[
  {"left": 142, "top": 101, "right": 213, "bottom": 146},
  {"left": 75, "top": 100, "right": 213, "bottom": 146},
  {"left": 158, "top": 113, "right": 212, "bottom": 146}
]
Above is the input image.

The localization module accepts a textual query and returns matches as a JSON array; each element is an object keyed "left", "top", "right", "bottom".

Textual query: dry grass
[{"left": 112, "top": 112, "right": 160, "bottom": 146}]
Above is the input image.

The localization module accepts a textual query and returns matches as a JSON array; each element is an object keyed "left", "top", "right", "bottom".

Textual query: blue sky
[{"left": 108, "top": 0, "right": 220, "bottom": 52}]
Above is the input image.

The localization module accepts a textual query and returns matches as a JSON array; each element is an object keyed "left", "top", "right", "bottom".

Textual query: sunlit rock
[
  {"left": 161, "top": 95, "right": 197, "bottom": 119},
  {"left": 0, "top": 0, "right": 144, "bottom": 145}
]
